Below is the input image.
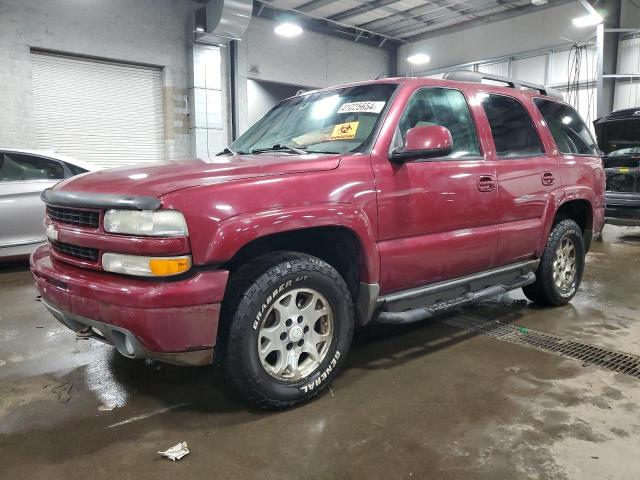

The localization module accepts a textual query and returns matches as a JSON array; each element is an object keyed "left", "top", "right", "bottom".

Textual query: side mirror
[{"left": 390, "top": 125, "right": 453, "bottom": 163}]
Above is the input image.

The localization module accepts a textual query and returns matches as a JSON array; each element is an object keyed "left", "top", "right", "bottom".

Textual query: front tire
[
  {"left": 218, "top": 252, "right": 354, "bottom": 409},
  {"left": 523, "top": 219, "right": 585, "bottom": 306}
]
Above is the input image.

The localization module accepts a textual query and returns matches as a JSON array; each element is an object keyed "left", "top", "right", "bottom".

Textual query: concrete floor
[{"left": 1, "top": 225, "right": 640, "bottom": 480}]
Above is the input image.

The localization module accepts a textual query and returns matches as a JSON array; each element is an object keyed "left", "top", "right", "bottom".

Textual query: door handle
[
  {"left": 477, "top": 175, "right": 496, "bottom": 192},
  {"left": 542, "top": 172, "right": 555, "bottom": 186}
]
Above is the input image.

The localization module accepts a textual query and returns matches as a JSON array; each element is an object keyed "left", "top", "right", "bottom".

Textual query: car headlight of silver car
[{"left": 103, "top": 210, "right": 189, "bottom": 237}]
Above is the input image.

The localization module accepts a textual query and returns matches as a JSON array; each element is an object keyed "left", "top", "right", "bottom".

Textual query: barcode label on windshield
[{"left": 337, "top": 101, "right": 386, "bottom": 114}]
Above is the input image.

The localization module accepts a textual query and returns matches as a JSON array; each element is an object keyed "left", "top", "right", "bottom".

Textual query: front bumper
[
  {"left": 30, "top": 244, "right": 229, "bottom": 366},
  {"left": 605, "top": 192, "right": 640, "bottom": 227}
]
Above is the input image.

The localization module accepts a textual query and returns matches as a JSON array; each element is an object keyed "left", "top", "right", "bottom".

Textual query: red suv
[{"left": 31, "top": 71, "right": 605, "bottom": 408}]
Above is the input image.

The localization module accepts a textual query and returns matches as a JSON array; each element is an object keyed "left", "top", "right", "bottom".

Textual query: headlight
[
  {"left": 104, "top": 210, "right": 188, "bottom": 236},
  {"left": 102, "top": 253, "right": 192, "bottom": 277}
]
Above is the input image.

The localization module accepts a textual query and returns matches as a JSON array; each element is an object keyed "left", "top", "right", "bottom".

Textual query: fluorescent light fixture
[
  {"left": 407, "top": 53, "right": 431, "bottom": 65},
  {"left": 572, "top": 12, "right": 603, "bottom": 27},
  {"left": 275, "top": 22, "right": 303, "bottom": 37}
]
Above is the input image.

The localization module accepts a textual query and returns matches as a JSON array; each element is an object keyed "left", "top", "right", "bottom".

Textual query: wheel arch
[{"left": 206, "top": 203, "right": 379, "bottom": 286}]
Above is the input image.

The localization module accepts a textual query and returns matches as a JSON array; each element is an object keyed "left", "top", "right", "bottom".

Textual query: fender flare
[
  {"left": 537, "top": 186, "right": 595, "bottom": 255},
  {"left": 203, "top": 202, "right": 380, "bottom": 283}
]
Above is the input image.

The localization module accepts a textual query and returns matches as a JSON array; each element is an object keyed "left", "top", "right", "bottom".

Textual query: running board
[{"left": 376, "top": 272, "right": 536, "bottom": 325}]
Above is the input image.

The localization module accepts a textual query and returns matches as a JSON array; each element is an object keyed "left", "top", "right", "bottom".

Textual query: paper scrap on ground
[
  {"left": 158, "top": 442, "right": 190, "bottom": 461},
  {"left": 98, "top": 403, "right": 117, "bottom": 411}
]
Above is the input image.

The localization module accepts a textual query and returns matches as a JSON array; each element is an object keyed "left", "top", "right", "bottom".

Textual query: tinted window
[
  {"left": 395, "top": 87, "right": 480, "bottom": 158},
  {"left": 481, "top": 94, "right": 543, "bottom": 157},
  {"left": 534, "top": 99, "right": 598, "bottom": 155},
  {"left": 65, "top": 162, "right": 88, "bottom": 177},
  {"left": 0, "top": 153, "right": 65, "bottom": 181}
]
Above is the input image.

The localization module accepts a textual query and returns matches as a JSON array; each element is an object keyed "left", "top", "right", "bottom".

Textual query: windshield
[{"left": 229, "top": 83, "right": 397, "bottom": 156}]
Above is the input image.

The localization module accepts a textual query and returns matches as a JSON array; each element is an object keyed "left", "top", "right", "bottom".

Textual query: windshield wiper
[
  {"left": 216, "top": 147, "right": 240, "bottom": 156},
  {"left": 251, "top": 144, "right": 309, "bottom": 155}
]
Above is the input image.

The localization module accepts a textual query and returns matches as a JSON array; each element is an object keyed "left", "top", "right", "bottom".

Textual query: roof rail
[{"left": 442, "top": 70, "right": 564, "bottom": 102}]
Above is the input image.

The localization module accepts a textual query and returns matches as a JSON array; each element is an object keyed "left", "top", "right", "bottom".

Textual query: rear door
[
  {"left": 0, "top": 152, "right": 65, "bottom": 251},
  {"left": 480, "top": 94, "right": 559, "bottom": 265}
]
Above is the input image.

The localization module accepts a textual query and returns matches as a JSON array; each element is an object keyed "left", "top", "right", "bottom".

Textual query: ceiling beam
[
  {"left": 327, "top": 0, "right": 398, "bottom": 23},
  {"left": 295, "top": 0, "right": 338, "bottom": 13},
  {"left": 400, "top": 0, "right": 574, "bottom": 42},
  {"left": 356, "top": 0, "right": 488, "bottom": 35},
  {"left": 381, "top": 0, "right": 509, "bottom": 37},
  {"left": 252, "top": 0, "right": 404, "bottom": 48}
]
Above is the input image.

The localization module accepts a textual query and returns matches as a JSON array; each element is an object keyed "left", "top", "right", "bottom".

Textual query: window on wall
[
  {"left": 481, "top": 94, "right": 543, "bottom": 157},
  {"left": 395, "top": 87, "right": 481, "bottom": 159},
  {"left": 534, "top": 99, "right": 598, "bottom": 155}
]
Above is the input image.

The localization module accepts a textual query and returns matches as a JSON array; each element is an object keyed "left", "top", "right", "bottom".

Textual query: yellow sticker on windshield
[
  {"left": 619, "top": 167, "right": 630, "bottom": 173},
  {"left": 330, "top": 121, "right": 359, "bottom": 140}
]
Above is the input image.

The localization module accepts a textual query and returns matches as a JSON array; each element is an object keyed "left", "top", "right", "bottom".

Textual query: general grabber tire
[
  {"left": 218, "top": 251, "right": 354, "bottom": 409},
  {"left": 523, "top": 219, "right": 586, "bottom": 307}
]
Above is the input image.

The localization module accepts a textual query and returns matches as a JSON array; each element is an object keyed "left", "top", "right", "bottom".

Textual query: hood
[
  {"left": 54, "top": 153, "right": 341, "bottom": 198},
  {"left": 594, "top": 108, "right": 640, "bottom": 156}
]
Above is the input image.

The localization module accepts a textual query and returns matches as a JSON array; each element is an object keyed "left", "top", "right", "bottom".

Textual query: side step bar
[{"left": 376, "top": 272, "right": 536, "bottom": 325}]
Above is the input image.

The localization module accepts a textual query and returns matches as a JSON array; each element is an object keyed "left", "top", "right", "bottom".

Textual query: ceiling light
[
  {"left": 407, "top": 53, "right": 431, "bottom": 65},
  {"left": 275, "top": 22, "right": 303, "bottom": 37},
  {"left": 572, "top": 12, "right": 603, "bottom": 27}
]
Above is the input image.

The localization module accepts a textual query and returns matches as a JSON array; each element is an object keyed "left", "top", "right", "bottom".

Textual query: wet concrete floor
[{"left": 1, "top": 225, "right": 640, "bottom": 479}]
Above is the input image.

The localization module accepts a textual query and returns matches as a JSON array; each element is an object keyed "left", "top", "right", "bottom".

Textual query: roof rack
[{"left": 442, "top": 70, "right": 564, "bottom": 102}]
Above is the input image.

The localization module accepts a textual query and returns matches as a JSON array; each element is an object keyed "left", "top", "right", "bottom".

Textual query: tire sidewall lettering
[{"left": 252, "top": 275, "right": 309, "bottom": 330}]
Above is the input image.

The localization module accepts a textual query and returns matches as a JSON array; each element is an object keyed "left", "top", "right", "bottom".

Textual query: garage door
[{"left": 31, "top": 51, "right": 165, "bottom": 169}]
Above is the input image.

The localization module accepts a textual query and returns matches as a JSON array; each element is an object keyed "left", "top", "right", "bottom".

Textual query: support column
[{"left": 596, "top": 0, "right": 622, "bottom": 118}]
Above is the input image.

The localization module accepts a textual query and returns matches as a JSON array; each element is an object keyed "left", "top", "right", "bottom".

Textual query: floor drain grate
[{"left": 445, "top": 316, "right": 640, "bottom": 378}]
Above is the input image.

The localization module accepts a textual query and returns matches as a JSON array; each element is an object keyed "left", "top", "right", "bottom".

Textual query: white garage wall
[
  {"left": 398, "top": 2, "right": 589, "bottom": 75},
  {"left": 398, "top": 1, "right": 640, "bottom": 126},
  {"left": 0, "top": 0, "right": 195, "bottom": 160},
  {"left": 236, "top": 17, "right": 391, "bottom": 133},
  {"left": 614, "top": 35, "right": 640, "bottom": 110}
]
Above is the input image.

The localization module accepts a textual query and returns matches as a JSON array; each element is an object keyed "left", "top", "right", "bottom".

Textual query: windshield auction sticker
[
  {"left": 330, "top": 122, "right": 359, "bottom": 140},
  {"left": 337, "top": 101, "right": 386, "bottom": 114}
]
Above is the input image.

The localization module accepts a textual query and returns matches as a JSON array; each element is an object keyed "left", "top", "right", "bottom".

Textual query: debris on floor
[
  {"left": 51, "top": 382, "right": 73, "bottom": 403},
  {"left": 98, "top": 403, "right": 117, "bottom": 411},
  {"left": 158, "top": 442, "right": 190, "bottom": 461}
]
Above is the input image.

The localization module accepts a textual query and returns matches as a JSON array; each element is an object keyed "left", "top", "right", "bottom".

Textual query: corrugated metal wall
[
  {"left": 614, "top": 35, "right": 640, "bottom": 110},
  {"left": 31, "top": 52, "right": 165, "bottom": 169}
]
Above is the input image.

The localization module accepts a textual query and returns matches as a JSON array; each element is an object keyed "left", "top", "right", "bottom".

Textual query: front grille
[
  {"left": 47, "top": 206, "right": 100, "bottom": 228},
  {"left": 51, "top": 241, "right": 99, "bottom": 262}
]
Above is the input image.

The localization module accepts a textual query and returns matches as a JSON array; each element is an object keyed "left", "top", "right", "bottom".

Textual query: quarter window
[
  {"left": 534, "top": 99, "right": 598, "bottom": 155},
  {"left": 395, "top": 87, "right": 481, "bottom": 159},
  {"left": 481, "top": 94, "right": 543, "bottom": 157},
  {"left": 0, "top": 153, "right": 65, "bottom": 181}
]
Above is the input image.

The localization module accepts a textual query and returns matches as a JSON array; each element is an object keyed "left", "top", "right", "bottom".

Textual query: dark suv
[
  {"left": 31, "top": 71, "right": 605, "bottom": 408},
  {"left": 595, "top": 107, "right": 640, "bottom": 226}
]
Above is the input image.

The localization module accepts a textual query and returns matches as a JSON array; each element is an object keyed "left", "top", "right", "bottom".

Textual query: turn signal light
[{"left": 149, "top": 257, "right": 191, "bottom": 276}]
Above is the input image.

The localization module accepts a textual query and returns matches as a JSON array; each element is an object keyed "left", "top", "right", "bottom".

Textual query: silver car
[{"left": 0, "top": 148, "right": 100, "bottom": 260}]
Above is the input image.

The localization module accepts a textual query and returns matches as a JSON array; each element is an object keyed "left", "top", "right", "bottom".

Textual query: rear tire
[
  {"left": 523, "top": 219, "right": 585, "bottom": 306},
  {"left": 217, "top": 251, "right": 354, "bottom": 409}
]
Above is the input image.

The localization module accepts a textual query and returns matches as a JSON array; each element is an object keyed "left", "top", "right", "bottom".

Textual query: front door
[{"left": 373, "top": 87, "right": 499, "bottom": 295}]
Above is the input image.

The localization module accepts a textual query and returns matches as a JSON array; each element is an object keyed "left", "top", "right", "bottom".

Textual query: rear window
[
  {"left": 481, "top": 94, "right": 543, "bottom": 157},
  {"left": 534, "top": 99, "right": 598, "bottom": 155}
]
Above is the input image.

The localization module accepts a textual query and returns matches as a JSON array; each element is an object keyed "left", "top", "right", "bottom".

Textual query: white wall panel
[{"left": 511, "top": 55, "right": 547, "bottom": 85}]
